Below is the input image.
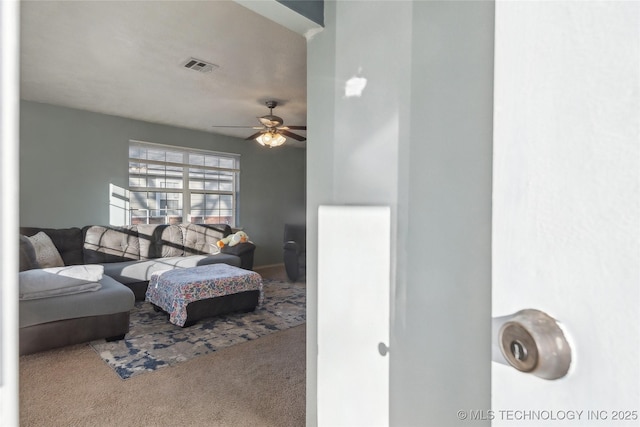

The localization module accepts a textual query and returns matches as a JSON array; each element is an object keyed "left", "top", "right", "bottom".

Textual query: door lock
[
  {"left": 495, "top": 309, "right": 572, "bottom": 380},
  {"left": 500, "top": 322, "right": 538, "bottom": 372}
]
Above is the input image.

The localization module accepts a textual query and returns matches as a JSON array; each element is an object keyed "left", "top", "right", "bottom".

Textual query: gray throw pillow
[{"left": 19, "top": 235, "right": 40, "bottom": 271}]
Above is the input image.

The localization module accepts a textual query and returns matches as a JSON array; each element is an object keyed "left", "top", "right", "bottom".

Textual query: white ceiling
[{"left": 20, "top": 0, "right": 308, "bottom": 147}]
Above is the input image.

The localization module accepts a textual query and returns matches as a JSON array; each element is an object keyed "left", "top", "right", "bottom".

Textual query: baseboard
[{"left": 254, "top": 262, "right": 285, "bottom": 270}]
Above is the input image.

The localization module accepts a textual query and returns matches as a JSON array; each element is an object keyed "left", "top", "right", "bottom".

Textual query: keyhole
[
  {"left": 510, "top": 340, "right": 528, "bottom": 361},
  {"left": 500, "top": 322, "right": 539, "bottom": 373}
]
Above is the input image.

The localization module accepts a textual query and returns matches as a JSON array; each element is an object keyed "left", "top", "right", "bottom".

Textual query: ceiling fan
[{"left": 213, "top": 100, "right": 306, "bottom": 148}]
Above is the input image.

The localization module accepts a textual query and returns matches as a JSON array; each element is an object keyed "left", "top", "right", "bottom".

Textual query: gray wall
[
  {"left": 307, "top": 1, "right": 493, "bottom": 426},
  {"left": 277, "top": 0, "right": 323, "bottom": 26},
  {"left": 19, "top": 100, "right": 306, "bottom": 267}
]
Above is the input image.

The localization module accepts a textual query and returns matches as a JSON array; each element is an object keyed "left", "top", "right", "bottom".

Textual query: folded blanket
[{"left": 19, "top": 265, "right": 104, "bottom": 300}]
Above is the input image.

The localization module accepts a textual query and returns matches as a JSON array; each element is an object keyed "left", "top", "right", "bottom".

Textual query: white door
[
  {"left": 317, "top": 206, "right": 390, "bottom": 427},
  {"left": 0, "top": 0, "right": 20, "bottom": 424},
  {"left": 492, "top": 1, "right": 639, "bottom": 426}
]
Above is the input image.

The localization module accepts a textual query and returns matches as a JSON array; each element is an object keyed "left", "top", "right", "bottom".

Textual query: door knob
[{"left": 493, "top": 309, "right": 572, "bottom": 380}]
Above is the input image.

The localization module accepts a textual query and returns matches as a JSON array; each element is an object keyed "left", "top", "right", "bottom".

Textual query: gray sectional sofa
[{"left": 19, "top": 223, "right": 256, "bottom": 355}]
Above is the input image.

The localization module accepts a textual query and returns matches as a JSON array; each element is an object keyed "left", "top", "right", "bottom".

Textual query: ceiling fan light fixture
[
  {"left": 256, "top": 132, "right": 286, "bottom": 148},
  {"left": 213, "top": 100, "right": 304, "bottom": 146}
]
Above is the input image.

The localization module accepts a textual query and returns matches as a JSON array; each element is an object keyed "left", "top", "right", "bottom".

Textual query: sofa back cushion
[
  {"left": 83, "top": 225, "right": 140, "bottom": 263},
  {"left": 181, "top": 223, "right": 230, "bottom": 256},
  {"left": 136, "top": 224, "right": 184, "bottom": 259},
  {"left": 19, "top": 227, "right": 84, "bottom": 267}
]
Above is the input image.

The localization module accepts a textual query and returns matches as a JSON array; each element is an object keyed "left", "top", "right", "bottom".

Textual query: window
[{"left": 128, "top": 140, "right": 240, "bottom": 226}]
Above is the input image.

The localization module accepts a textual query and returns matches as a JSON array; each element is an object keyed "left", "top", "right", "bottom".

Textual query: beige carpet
[{"left": 20, "top": 265, "right": 306, "bottom": 427}]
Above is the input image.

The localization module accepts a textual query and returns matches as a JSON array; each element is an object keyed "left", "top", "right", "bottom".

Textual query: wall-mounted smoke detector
[{"left": 182, "top": 57, "right": 219, "bottom": 73}]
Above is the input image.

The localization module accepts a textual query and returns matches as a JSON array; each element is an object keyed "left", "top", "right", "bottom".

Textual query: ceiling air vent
[{"left": 182, "top": 57, "right": 219, "bottom": 73}]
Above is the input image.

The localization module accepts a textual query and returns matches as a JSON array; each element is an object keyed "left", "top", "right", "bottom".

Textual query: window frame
[{"left": 128, "top": 140, "right": 240, "bottom": 226}]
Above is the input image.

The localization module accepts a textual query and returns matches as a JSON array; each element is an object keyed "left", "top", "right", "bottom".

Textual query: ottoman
[{"left": 145, "top": 263, "right": 264, "bottom": 327}]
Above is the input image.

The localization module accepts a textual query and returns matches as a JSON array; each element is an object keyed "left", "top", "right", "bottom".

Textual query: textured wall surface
[{"left": 493, "top": 1, "right": 639, "bottom": 421}]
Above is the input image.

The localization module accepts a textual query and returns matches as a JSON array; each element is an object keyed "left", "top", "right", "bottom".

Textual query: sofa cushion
[
  {"left": 20, "top": 227, "right": 84, "bottom": 265},
  {"left": 136, "top": 224, "right": 184, "bottom": 259},
  {"left": 100, "top": 254, "right": 241, "bottom": 285},
  {"left": 180, "top": 223, "right": 229, "bottom": 256},
  {"left": 83, "top": 225, "right": 140, "bottom": 263},
  {"left": 19, "top": 235, "right": 40, "bottom": 271},
  {"left": 27, "top": 232, "right": 65, "bottom": 268},
  {"left": 19, "top": 275, "right": 135, "bottom": 328},
  {"left": 220, "top": 242, "right": 256, "bottom": 270}
]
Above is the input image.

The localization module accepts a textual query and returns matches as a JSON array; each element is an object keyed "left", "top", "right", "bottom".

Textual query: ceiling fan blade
[
  {"left": 280, "top": 129, "right": 307, "bottom": 142},
  {"left": 245, "top": 131, "right": 265, "bottom": 141},
  {"left": 281, "top": 125, "right": 307, "bottom": 130}
]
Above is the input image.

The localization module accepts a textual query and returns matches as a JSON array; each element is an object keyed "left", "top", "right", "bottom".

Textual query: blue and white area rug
[{"left": 90, "top": 279, "right": 305, "bottom": 380}]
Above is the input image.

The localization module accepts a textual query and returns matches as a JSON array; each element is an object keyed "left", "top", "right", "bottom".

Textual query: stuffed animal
[
  {"left": 228, "top": 230, "right": 249, "bottom": 246},
  {"left": 216, "top": 230, "right": 249, "bottom": 248},
  {"left": 216, "top": 235, "right": 232, "bottom": 249}
]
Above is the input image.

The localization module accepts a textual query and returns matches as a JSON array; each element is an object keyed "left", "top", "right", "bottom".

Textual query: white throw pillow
[{"left": 27, "top": 231, "right": 65, "bottom": 268}]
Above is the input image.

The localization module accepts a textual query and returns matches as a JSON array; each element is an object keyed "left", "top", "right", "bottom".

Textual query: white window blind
[{"left": 128, "top": 140, "right": 240, "bottom": 226}]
